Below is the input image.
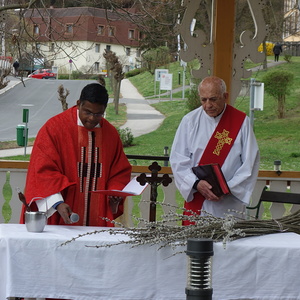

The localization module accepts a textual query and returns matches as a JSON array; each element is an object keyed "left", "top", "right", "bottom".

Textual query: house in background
[
  {"left": 283, "top": 0, "right": 300, "bottom": 41},
  {"left": 23, "top": 7, "right": 142, "bottom": 75},
  {"left": 281, "top": 0, "right": 300, "bottom": 55}
]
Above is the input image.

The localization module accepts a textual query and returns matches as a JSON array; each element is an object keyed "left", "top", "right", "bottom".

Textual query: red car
[{"left": 28, "top": 69, "right": 56, "bottom": 79}]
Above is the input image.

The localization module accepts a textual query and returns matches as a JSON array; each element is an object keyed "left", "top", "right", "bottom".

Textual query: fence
[
  {"left": 283, "top": 42, "right": 300, "bottom": 56},
  {"left": 1, "top": 160, "right": 300, "bottom": 225}
]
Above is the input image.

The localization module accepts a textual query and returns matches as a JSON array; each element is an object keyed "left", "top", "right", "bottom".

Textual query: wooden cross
[{"left": 136, "top": 162, "right": 172, "bottom": 222}]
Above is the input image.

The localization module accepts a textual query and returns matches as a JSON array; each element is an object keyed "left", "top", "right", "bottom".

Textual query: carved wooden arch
[{"left": 176, "top": 0, "right": 268, "bottom": 105}]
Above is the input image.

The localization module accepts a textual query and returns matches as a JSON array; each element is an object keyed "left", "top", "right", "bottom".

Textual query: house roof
[
  {"left": 25, "top": 6, "right": 123, "bottom": 20},
  {"left": 24, "top": 7, "right": 141, "bottom": 46}
]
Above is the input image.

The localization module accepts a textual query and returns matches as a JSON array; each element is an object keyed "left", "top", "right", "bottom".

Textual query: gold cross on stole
[{"left": 213, "top": 129, "right": 232, "bottom": 156}]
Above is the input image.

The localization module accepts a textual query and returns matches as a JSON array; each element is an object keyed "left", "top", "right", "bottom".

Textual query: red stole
[{"left": 183, "top": 105, "right": 246, "bottom": 225}]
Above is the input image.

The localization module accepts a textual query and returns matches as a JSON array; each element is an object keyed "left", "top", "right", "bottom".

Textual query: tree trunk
[
  {"left": 262, "top": 39, "right": 268, "bottom": 71},
  {"left": 277, "top": 94, "right": 285, "bottom": 119},
  {"left": 114, "top": 79, "right": 121, "bottom": 115}
]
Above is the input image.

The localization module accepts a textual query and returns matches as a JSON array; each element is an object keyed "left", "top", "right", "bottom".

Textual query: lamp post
[
  {"left": 69, "top": 59, "right": 72, "bottom": 80},
  {"left": 164, "top": 146, "right": 169, "bottom": 167},
  {"left": 274, "top": 160, "right": 282, "bottom": 176},
  {"left": 186, "top": 238, "right": 214, "bottom": 300}
]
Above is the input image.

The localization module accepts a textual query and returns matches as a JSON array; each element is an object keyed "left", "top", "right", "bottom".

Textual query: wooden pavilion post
[
  {"left": 177, "top": 0, "right": 267, "bottom": 104},
  {"left": 212, "top": 0, "right": 235, "bottom": 104}
]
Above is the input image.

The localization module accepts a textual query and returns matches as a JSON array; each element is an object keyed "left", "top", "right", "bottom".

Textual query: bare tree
[
  {"left": 57, "top": 84, "right": 69, "bottom": 111},
  {"left": 103, "top": 49, "right": 123, "bottom": 114}
]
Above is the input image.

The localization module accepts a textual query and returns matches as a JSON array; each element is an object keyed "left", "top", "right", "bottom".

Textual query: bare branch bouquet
[{"left": 62, "top": 205, "right": 300, "bottom": 249}]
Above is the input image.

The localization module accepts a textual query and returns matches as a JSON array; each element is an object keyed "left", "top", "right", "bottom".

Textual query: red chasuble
[
  {"left": 20, "top": 106, "right": 132, "bottom": 226},
  {"left": 183, "top": 105, "right": 246, "bottom": 225}
]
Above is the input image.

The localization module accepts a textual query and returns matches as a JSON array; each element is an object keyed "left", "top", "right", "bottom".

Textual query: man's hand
[
  {"left": 56, "top": 203, "right": 73, "bottom": 224},
  {"left": 196, "top": 180, "right": 219, "bottom": 201}
]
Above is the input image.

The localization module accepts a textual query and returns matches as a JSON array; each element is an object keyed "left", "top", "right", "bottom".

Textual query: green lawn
[
  {"left": 125, "top": 57, "right": 300, "bottom": 171},
  {"left": 2, "top": 56, "right": 300, "bottom": 171},
  {"left": 2, "top": 56, "right": 300, "bottom": 222}
]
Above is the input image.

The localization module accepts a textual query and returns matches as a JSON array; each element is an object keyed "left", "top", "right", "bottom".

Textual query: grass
[
  {"left": 2, "top": 56, "right": 300, "bottom": 222},
  {"left": 2, "top": 56, "right": 300, "bottom": 170},
  {"left": 124, "top": 56, "right": 300, "bottom": 171}
]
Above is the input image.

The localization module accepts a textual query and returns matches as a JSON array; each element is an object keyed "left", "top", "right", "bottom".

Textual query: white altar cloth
[{"left": 1, "top": 224, "right": 300, "bottom": 300}]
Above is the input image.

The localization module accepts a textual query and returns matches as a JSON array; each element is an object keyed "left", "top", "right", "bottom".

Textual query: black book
[{"left": 192, "top": 163, "right": 231, "bottom": 197}]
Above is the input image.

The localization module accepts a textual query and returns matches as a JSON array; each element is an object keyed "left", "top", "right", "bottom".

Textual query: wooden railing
[{"left": 1, "top": 160, "right": 300, "bottom": 224}]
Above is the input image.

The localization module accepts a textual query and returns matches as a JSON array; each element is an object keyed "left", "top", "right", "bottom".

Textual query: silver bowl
[{"left": 25, "top": 211, "right": 47, "bottom": 232}]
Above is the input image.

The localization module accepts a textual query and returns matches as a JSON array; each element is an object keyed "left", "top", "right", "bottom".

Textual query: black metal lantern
[{"left": 186, "top": 238, "right": 214, "bottom": 300}]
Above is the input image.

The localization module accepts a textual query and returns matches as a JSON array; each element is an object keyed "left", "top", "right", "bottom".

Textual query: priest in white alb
[{"left": 170, "top": 76, "right": 260, "bottom": 224}]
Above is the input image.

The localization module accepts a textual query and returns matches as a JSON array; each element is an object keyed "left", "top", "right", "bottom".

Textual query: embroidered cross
[{"left": 213, "top": 129, "right": 232, "bottom": 156}]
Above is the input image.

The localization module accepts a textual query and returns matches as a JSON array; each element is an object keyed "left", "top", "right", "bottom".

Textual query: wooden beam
[{"left": 213, "top": 0, "right": 235, "bottom": 103}]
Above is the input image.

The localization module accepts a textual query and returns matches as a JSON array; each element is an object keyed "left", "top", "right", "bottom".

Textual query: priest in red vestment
[{"left": 20, "top": 83, "right": 132, "bottom": 227}]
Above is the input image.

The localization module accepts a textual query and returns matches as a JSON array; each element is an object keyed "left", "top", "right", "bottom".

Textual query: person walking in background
[
  {"left": 170, "top": 76, "right": 260, "bottom": 224},
  {"left": 13, "top": 60, "right": 19, "bottom": 76},
  {"left": 273, "top": 42, "right": 282, "bottom": 62},
  {"left": 20, "top": 83, "right": 132, "bottom": 227}
]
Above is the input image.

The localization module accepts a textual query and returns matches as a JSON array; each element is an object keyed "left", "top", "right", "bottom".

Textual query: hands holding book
[
  {"left": 194, "top": 180, "right": 220, "bottom": 201},
  {"left": 192, "top": 164, "right": 230, "bottom": 201}
]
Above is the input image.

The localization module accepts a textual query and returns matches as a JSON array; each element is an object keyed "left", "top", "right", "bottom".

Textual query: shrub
[
  {"left": 117, "top": 127, "right": 134, "bottom": 147},
  {"left": 72, "top": 70, "right": 83, "bottom": 79},
  {"left": 262, "top": 70, "right": 294, "bottom": 118},
  {"left": 283, "top": 54, "right": 292, "bottom": 63},
  {"left": 125, "top": 68, "right": 146, "bottom": 78},
  {"left": 186, "top": 83, "right": 201, "bottom": 112},
  {"left": 58, "top": 74, "right": 69, "bottom": 80},
  {"left": 258, "top": 42, "right": 274, "bottom": 56}
]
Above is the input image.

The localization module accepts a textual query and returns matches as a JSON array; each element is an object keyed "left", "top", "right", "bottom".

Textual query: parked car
[{"left": 28, "top": 69, "right": 56, "bottom": 79}]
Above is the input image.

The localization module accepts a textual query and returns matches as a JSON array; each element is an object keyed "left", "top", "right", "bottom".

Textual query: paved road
[
  {"left": 0, "top": 78, "right": 97, "bottom": 141},
  {"left": 0, "top": 77, "right": 165, "bottom": 159}
]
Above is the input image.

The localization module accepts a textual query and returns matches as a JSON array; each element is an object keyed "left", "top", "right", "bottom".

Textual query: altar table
[{"left": 1, "top": 224, "right": 300, "bottom": 300}]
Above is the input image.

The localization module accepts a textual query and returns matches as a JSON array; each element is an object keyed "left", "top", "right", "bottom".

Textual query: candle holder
[{"left": 186, "top": 238, "right": 214, "bottom": 300}]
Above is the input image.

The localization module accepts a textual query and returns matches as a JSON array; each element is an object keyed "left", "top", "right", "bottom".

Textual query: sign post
[
  {"left": 159, "top": 73, "right": 173, "bottom": 100},
  {"left": 154, "top": 69, "right": 168, "bottom": 96},
  {"left": 22, "top": 108, "right": 29, "bottom": 156},
  {"left": 249, "top": 78, "right": 264, "bottom": 128}
]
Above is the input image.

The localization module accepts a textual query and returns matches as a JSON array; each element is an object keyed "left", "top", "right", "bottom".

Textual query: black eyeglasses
[{"left": 82, "top": 109, "right": 104, "bottom": 118}]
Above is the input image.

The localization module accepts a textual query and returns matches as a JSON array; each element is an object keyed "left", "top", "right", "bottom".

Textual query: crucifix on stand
[{"left": 136, "top": 162, "right": 172, "bottom": 222}]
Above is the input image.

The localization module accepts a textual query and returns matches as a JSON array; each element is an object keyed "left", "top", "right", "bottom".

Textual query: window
[
  {"left": 33, "top": 24, "right": 39, "bottom": 35},
  {"left": 108, "top": 27, "right": 115, "bottom": 37},
  {"left": 94, "top": 62, "right": 100, "bottom": 72},
  {"left": 138, "top": 31, "right": 143, "bottom": 40},
  {"left": 50, "top": 43, "right": 55, "bottom": 52},
  {"left": 66, "top": 24, "right": 73, "bottom": 34},
  {"left": 95, "top": 44, "right": 100, "bottom": 53},
  {"left": 128, "top": 29, "right": 134, "bottom": 39},
  {"left": 126, "top": 47, "right": 131, "bottom": 56},
  {"left": 297, "top": 13, "right": 300, "bottom": 32},
  {"left": 106, "top": 45, "right": 111, "bottom": 51},
  {"left": 97, "top": 25, "right": 105, "bottom": 35},
  {"left": 136, "top": 48, "right": 141, "bottom": 58}
]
